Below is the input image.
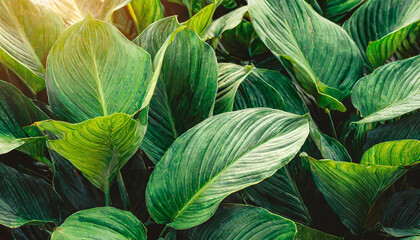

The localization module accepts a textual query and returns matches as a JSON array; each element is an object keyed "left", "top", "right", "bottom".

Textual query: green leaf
[
  {"left": 0, "top": 0, "right": 65, "bottom": 94},
  {"left": 352, "top": 56, "right": 420, "bottom": 124},
  {"left": 249, "top": 0, "right": 363, "bottom": 112},
  {"left": 318, "top": 0, "right": 364, "bottom": 22},
  {"left": 203, "top": 6, "right": 248, "bottom": 39},
  {"left": 128, "top": 0, "right": 164, "bottom": 33},
  {"left": 46, "top": 16, "right": 153, "bottom": 123},
  {"left": 37, "top": 0, "right": 131, "bottom": 25},
  {"left": 219, "top": 20, "right": 254, "bottom": 60},
  {"left": 0, "top": 162, "right": 62, "bottom": 228},
  {"left": 0, "top": 81, "right": 48, "bottom": 161},
  {"left": 307, "top": 157, "right": 408, "bottom": 234},
  {"left": 146, "top": 108, "right": 310, "bottom": 229},
  {"left": 36, "top": 113, "right": 147, "bottom": 193},
  {"left": 381, "top": 190, "right": 420, "bottom": 238},
  {"left": 183, "top": 1, "right": 218, "bottom": 36},
  {"left": 51, "top": 207, "right": 146, "bottom": 240},
  {"left": 190, "top": 204, "right": 342, "bottom": 240},
  {"left": 343, "top": 0, "right": 420, "bottom": 70},
  {"left": 361, "top": 140, "right": 420, "bottom": 167},
  {"left": 141, "top": 28, "right": 218, "bottom": 163}
]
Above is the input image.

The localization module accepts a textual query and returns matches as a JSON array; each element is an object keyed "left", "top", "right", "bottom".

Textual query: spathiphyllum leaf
[
  {"left": 0, "top": 0, "right": 65, "bottom": 94},
  {"left": 204, "top": 6, "right": 248, "bottom": 39},
  {"left": 381, "top": 190, "right": 420, "bottom": 238},
  {"left": 190, "top": 204, "right": 343, "bottom": 240},
  {"left": 343, "top": 0, "right": 420, "bottom": 70},
  {"left": 36, "top": 113, "right": 147, "bottom": 193},
  {"left": 307, "top": 156, "right": 413, "bottom": 234},
  {"left": 128, "top": 0, "right": 163, "bottom": 33},
  {"left": 35, "top": 0, "right": 131, "bottom": 25},
  {"left": 361, "top": 140, "right": 420, "bottom": 167},
  {"left": 51, "top": 207, "right": 146, "bottom": 240},
  {"left": 141, "top": 27, "right": 218, "bottom": 163},
  {"left": 0, "top": 162, "right": 62, "bottom": 228},
  {"left": 315, "top": 0, "right": 365, "bottom": 22},
  {"left": 249, "top": 0, "right": 363, "bottom": 112},
  {"left": 146, "top": 108, "right": 309, "bottom": 229},
  {"left": 183, "top": 1, "right": 218, "bottom": 36},
  {"left": 46, "top": 16, "right": 153, "bottom": 123},
  {"left": 0, "top": 81, "right": 48, "bottom": 162},
  {"left": 352, "top": 56, "right": 420, "bottom": 124}
]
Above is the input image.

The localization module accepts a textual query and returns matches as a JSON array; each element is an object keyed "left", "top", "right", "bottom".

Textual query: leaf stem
[
  {"left": 326, "top": 109, "right": 338, "bottom": 139},
  {"left": 104, "top": 184, "right": 110, "bottom": 206},
  {"left": 116, "top": 171, "right": 131, "bottom": 210}
]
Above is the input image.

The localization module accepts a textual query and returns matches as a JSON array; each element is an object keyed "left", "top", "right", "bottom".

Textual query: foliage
[{"left": 0, "top": 0, "right": 419, "bottom": 239}]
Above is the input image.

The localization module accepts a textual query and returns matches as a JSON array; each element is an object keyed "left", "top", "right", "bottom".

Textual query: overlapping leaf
[
  {"left": 51, "top": 207, "right": 146, "bottom": 240},
  {"left": 0, "top": 0, "right": 65, "bottom": 94},
  {"left": 204, "top": 6, "right": 248, "bottom": 39},
  {"left": 128, "top": 0, "right": 163, "bottom": 33},
  {"left": 146, "top": 108, "right": 309, "bottom": 229},
  {"left": 184, "top": 1, "right": 218, "bottom": 36},
  {"left": 249, "top": 0, "right": 363, "bottom": 112},
  {"left": 352, "top": 56, "right": 420, "bottom": 124},
  {"left": 361, "top": 140, "right": 420, "bottom": 167}
]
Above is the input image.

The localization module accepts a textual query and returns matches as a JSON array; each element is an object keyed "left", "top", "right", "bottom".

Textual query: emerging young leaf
[
  {"left": 183, "top": 1, "right": 218, "bottom": 36},
  {"left": 51, "top": 207, "right": 146, "bottom": 240},
  {"left": 0, "top": 0, "right": 65, "bottom": 94},
  {"left": 343, "top": 0, "right": 420, "bottom": 70},
  {"left": 352, "top": 56, "right": 420, "bottom": 124},
  {"left": 146, "top": 108, "right": 310, "bottom": 229},
  {"left": 249, "top": 0, "right": 363, "bottom": 112},
  {"left": 0, "top": 162, "right": 62, "bottom": 228},
  {"left": 203, "top": 6, "right": 248, "bottom": 40},
  {"left": 128, "top": 0, "right": 164, "bottom": 33}
]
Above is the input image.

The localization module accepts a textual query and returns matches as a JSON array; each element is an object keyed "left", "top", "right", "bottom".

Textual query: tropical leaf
[
  {"left": 35, "top": 0, "right": 131, "bottom": 25},
  {"left": 381, "top": 190, "right": 420, "bottom": 238},
  {"left": 352, "top": 56, "right": 420, "bottom": 124},
  {"left": 184, "top": 1, "right": 218, "bottom": 36},
  {"left": 343, "top": 0, "right": 420, "bottom": 70},
  {"left": 141, "top": 27, "right": 218, "bottom": 163},
  {"left": 0, "top": 81, "right": 48, "bottom": 162},
  {"left": 0, "top": 0, "right": 65, "bottom": 94},
  {"left": 249, "top": 0, "right": 363, "bottom": 112},
  {"left": 128, "top": 0, "right": 164, "bottom": 33},
  {"left": 361, "top": 140, "right": 420, "bottom": 167},
  {"left": 203, "top": 6, "right": 248, "bottom": 39},
  {"left": 307, "top": 157, "right": 410, "bottom": 234},
  {"left": 36, "top": 113, "right": 147, "bottom": 194},
  {"left": 0, "top": 162, "right": 62, "bottom": 228},
  {"left": 190, "top": 204, "right": 342, "bottom": 240},
  {"left": 313, "top": 0, "right": 365, "bottom": 22},
  {"left": 51, "top": 207, "right": 146, "bottom": 240},
  {"left": 146, "top": 108, "right": 309, "bottom": 229}
]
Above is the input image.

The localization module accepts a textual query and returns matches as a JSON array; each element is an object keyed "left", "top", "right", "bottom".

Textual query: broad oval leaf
[
  {"left": 352, "top": 56, "right": 420, "bottom": 124},
  {"left": 46, "top": 16, "right": 153, "bottom": 123},
  {"left": 249, "top": 0, "right": 363, "bottom": 112},
  {"left": 343, "top": 0, "right": 420, "bottom": 70},
  {"left": 146, "top": 108, "right": 310, "bottom": 229},
  {"left": 361, "top": 140, "right": 420, "bottom": 167},
  {"left": 141, "top": 27, "right": 218, "bottom": 163},
  {"left": 0, "top": 162, "right": 62, "bottom": 228},
  {"left": 0, "top": 0, "right": 65, "bottom": 93},
  {"left": 307, "top": 157, "right": 409, "bottom": 234},
  {"left": 51, "top": 207, "right": 146, "bottom": 240},
  {"left": 36, "top": 113, "right": 147, "bottom": 193}
]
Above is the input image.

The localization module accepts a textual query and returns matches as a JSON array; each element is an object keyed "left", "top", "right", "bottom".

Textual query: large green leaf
[
  {"left": 352, "top": 56, "right": 420, "bottom": 124},
  {"left": 381, "top": 190, "right": 420, "bottom": 238},
  {"left": 141, "top": 28, "right": 218, "bottom": 163},
  {"left": 343, "top": 0, "right": 420, "bottom": 70},
  {"left": 190, "top": 204, "right": 342, "bottom": 240},
  {"left": 51, "top": 207, "right": 146, "bottom": 240},
  {"left": 37, "top": 0, "right": 131, "bottom": 25},
  {"left": 183, "top": 1, "right": 218, "bottom": 36},
  {"left": 307, "top": 157, "right": 409, "bottom": 234},
  {"left": 36, "top": 113, "right": 147, "bottom": 193},
  {"left": 128, "top": 0, "right": 163, "bottom": 33},
  {"left": 249, "top": 0, "right": 363, "bottom": 112},
  {"left": 0, "top": 162, "right": 62, "bottom": 228},
  {"left": 0, "top": 81, "right": 48, "bottom": 161},
  {"left": 312, "top": 0, "right": 365, "bottom": 22},
  {"left": 46, "top": 16, "right": 153, "bottom": 123},
  {"left": 361, "top": 140, "right": 420, "bottom": 167},
  {"left": 0, "top": 0, "right": 65, "bottom": 94},
  {"left": 146, "top": 108, "right": 310, "bottom": 229},
  {"left": 203, "top": 6, "right": 248, "bottom": 39}
]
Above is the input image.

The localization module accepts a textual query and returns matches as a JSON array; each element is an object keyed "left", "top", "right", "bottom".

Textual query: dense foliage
[{"left": 0, "top": 0, "right": 419, "bottom": 239}]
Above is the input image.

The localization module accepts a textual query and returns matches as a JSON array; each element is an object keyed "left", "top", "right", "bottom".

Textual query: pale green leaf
[
  {"left": 203, "top": 6, "right": 248, "bottom": 39},
  {"left": 361, "top": 140, "right": 420, "bottom": 167},
  {"left": 128, "top": 0, "right": 163, "bottom": 33}
]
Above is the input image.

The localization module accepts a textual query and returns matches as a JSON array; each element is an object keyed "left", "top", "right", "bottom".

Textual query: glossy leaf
[
  {"left": 361, "top": 140, "right": 420, "bottom": 167},
  {"left": 0, "top": 0, "right": 65, "bottom": 94},
  {"left": 343, "top": 0, "right": 420, "bottom": 69},
  {"left": 51, "top": 207, "right": 146, "bottom": 240},
  {"left": 352, "top": 56, "right": 420, "bottom": 124},
  {"left": 146, "top": 108, "right": 310, "bottom": 229},
  {"left": 128, "top": 0, "right": 164, "bottom": 33},
  {"left": 204, "top": 6, "right": 248, "bottom": 39},
  {"left": 308, "top": 157, "right": 408, "bottom": 234},
  {"left": 36, "top": 113, "right": 147, "bottom": 193},
  {"left": 0, "top": 81, "right": 47, "bottom": 161},
  {"left": 249, "top": 0, "right": 363, "bottom": 112},
  {"left": 0, "top": 162, "right": 62, "bottom": 228}
]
